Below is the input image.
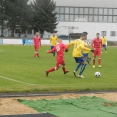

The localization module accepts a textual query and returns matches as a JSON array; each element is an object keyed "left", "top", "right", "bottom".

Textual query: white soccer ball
[{"left": 95, "top": 72, "right": 101, "bottom": 77}]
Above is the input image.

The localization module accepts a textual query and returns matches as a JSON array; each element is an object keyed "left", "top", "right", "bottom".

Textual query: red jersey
[
  {"left": 91, "top": 38, "right": 102, "bottom": 50},
  {"left": 48, "top": 43, "right": 68, "bottom": 60},
  {"left": 33, "top": 36, "right": 41, "bottom": 46}
]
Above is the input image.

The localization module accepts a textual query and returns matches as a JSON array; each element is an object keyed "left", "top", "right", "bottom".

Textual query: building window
[
  {"left": 94, "top": 16, "right": 98, "bottom": 22},
  {"left": 89, "top": 8, "right": 93, "bottom": 14},
  {"left": 79, "top": 8, "right": 83, "bottom": 14},
  {"left": 65, "top": 7, "right": 69, "bottom": 14},
  {"left": 99, "top": 16, "right": 103, "bottom": 22},
  {"left": 89, "top": 15, "right": 93, "bottom": 22},
  {"left": 110, "top": 31, "right": 116, "bottom": 36},
  {"left": 65, "top": 15, "right": 69, "bottom": 21},
  {"left": 113, "top": 16, "right": 117, "bottom": 22},
  {"left": 55, "top": 7, "right": 59, "bottom": 13},
  {"left": 75, "top": 8, "right": 79, "bottom": 14},
  {"left": 84, "top": 8, "right": 88, "bottom": 14},
  {"left": 104, "top": 16, "right": 108, "bottom": 22},
  {"left": 84, "top": 15, "right": 88, "bottom": 21},
  {"left": 60, "top": 7, "right": 64, "bottom": 13},
  {"left": 70, "top": 8, "right": 74, "bottom": 14},
  {"left": 113, "top": 9, "right": 117, "bottom": 15},
  {"left": 104, "top": 9, "right": 108, "bottom": 15},
  {"left": 108, "top": 9, "right": 113, "bottom": 15},
  {"left": 99, "top": 8, "right": 103, "bottom": 15},
  {"left": 101, "top": 31, "right": 107, "bottom": 36},
  {"left": 108, "top": 16, "right": 112, "bottom": 22},
  {"left": 56, "top": 14, "right": 59, "bottom": 21},
  {"left": 94, "top": 8, "right": 98, "bottom": 15},
  {"left": 59, "top": 15, "right": 64, "bottom": 21},
  {"left": 70, "top": 15, "right": 74, "bottom": 21}
]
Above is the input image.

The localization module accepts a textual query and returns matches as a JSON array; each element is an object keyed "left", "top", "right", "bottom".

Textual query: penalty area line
[{"left": 0, "top": 76, "right": 36, "bottom": 86}]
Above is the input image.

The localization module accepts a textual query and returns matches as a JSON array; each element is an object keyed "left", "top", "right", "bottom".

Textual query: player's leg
[
  {"left": 73, "top": 57, "right": 81, "bottom": 77},
  {"left": 36, "top": 46, "right": 40, "bottom": 57},
  {"left": 83, "top": 53, "right": 91, "bottom": 65},
  {"left": 34, "top": 46, "right": 37, "bottom": 58},
  {"left": 61, "top": 62, "right": 69, "bottom": 74},
  {"left": 78, "top": 58, "right": 86, "bottom": 78},
  {"left": 92, "top": 50, "right": 97, "bottom": 68},
  {"left": 98, "top": 50, "right": 102, "bottom": 67},
  {"left": 51, "top": 46, "right": 55, "bottom": 57},
  {"left": 45, "top": 61, "right": 60, "bottom": 77},
  {"left": 104, "top": 44, "right": 107, "bottom": 53}
]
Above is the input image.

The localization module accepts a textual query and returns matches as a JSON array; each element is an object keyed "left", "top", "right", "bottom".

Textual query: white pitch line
[{"left": 0, "top": 76, "right": 36, "bottom": 86}]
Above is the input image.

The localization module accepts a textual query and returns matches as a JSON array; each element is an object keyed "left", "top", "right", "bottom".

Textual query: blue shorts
[
  {"left": 103, "top": 44, "right": 106, "bottom": 47},
  {"left": 83, "top": 53, "right": 88, "bottom": 57},
  {"left": 74, "top": 57, "right": 84, "bottom": 63},
  {"left": 51, "top": 46, "right": 54, "bottom": 50}
]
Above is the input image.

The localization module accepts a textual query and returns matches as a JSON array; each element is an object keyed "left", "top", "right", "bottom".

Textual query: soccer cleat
[
  {"left": 45, "top": 71, "right": 49, "bottom": 77},
  {"left": 93, "top": 65, "right": 95, "bottom": 68},
  {"left": 78, "top": 75, "right": 85, "bottom": 78},
  {"left": 73, "top": 71, "right": 77, "bottom": 77},
  {"left": 64, "top": 70, "right": 69, "bottom": 74},
  {"left": 98, "top": 65, "right": 102, "bottom": 68}
]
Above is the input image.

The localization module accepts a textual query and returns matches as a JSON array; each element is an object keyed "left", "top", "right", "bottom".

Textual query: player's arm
[
  {"left": 39, "top": 37, "right": 41, "bottom": 47},
  {"left": 67, "top": 41, "right": 75, "bottom": 48},
  {"left": 46, "top": 46, "right": 56, "bottom": 53},
  {"left": 50, "top": 37, "right": 52, "bottom": 44},
  {"left": 91, "top": 39, "right": 95, "bottom": 49},
  {"left": 63, "top": 44, "right": 68, "bottom": 52},
  {"left": 80, "top": 44, "right": 91, "bottom": 52}
]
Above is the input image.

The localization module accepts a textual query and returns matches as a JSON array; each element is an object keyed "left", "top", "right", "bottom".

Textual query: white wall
[
  {"left": 56, "top": 22, "right": 117, "bottom": 41},
  {"left": 54, "top": 0, "right": 117, "bottom": 8}
]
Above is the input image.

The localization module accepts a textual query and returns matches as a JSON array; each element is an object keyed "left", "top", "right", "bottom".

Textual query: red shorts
[
  {"left": 34, "top": 45, "right": 39, "bottom": 51},
  {"left": 93, "top": 49, "right": 101, "bottom": 57},
  {"left": 56, "top": 59, "right": 65, "bottom": 68}
]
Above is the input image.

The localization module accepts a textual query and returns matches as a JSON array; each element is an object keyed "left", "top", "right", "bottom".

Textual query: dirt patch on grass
[{"left": 0, "top": 92, "right": 117, "bottom": 115}]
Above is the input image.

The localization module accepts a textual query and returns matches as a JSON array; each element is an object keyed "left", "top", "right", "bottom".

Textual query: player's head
[
  {"left": 57, "top": 38, "right": 62, "bottom": 43},
  {"left": 53, "top": 32, "right": 55, "bottom": 36},
  {"left": 102, "top": 34, "right": 105, "bottom": 38},
  {"left": 96, "top": 33, "right": 100, "bottom": 38},
  {"left": 80, "top": 33, "right": 87, "bottom": 40},
  {"left": 36, "top": 32, "right": 39, "bottom": 36}
]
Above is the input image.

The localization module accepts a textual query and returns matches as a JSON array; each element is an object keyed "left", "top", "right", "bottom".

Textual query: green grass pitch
[{"left": 0, "top": 45, "right": 117, "bottom": 93}]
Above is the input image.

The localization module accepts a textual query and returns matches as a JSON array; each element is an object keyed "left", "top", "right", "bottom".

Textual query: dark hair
[
  {"left": 82, "top": 32, "right": 88, "bottom": 35},
  {"left": 96, "top": 33, "right": 100, "bottom": 35},
  {"left": 81, "top": 33, "right": 87, "bottom": 37}
]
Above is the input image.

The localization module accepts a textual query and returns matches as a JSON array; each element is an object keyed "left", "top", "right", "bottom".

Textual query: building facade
[{"left": 54, "top": 0, "right": 117, "bottom": 41}]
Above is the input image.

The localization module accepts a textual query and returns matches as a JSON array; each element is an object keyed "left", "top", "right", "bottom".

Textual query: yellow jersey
[
  {"left": 50, "top": 36, "right": 58, "bottom": 46},
  {"left": 82, "top": 42, "right": 90, "bottom": 54},
  {"left": 101, "top": 37, "right": 106, "bottom": 44},
  {"left": 67, "top": 39, "right": 91, "bottom": 57}
]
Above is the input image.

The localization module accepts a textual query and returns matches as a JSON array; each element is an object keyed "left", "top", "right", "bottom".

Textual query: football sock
[
  {"left": 62, "top": 66, "right": 66, "bottom": 73},
  {"left": 105, "top": 47, "right": 107, "bottom": 51},
  {"left": 98, "top": 58, "right": 101, "bottom": 65},
  {"left": 75, "top": 63, "right": 81, "bottom": 72},
  {"left": 37, "top": 53, "right": 39, "bottom": 57},
  {"left": 34, "top": 52, "right": 37, "bottom": 57},
  {"left": 93, "top": 59, "right": 95, "bottom": 65},
  {"left": 86, "top": 57, "right": 90, "bottom": 64},
  {"left": 53, "top": 52, "right": 55, "bottom": 57},
  {"left": 47, "top": 68, "right": 55, "bottom": 73},
  {"left": 79, "top": 64, "right": 87, "bottom": 75}
]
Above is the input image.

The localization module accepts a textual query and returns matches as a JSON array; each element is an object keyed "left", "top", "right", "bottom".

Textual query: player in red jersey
[
  {"left": 33, "top": 32, "right": 41, "bottom": 58},
  {"left": 45, "top": 39, "right": 69, "bottom": 77},
  {"left": 91, "top": 33, "right": 102, "bottom": 68}
]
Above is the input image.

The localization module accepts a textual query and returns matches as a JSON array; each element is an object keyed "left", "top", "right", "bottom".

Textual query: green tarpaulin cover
[{"left": 18, "top": 96, "right": 117, "bottom": 117}]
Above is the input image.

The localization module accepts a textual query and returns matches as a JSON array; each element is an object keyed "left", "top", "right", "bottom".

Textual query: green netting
[{"left": 18, "top": 96, "right": 117, "bottom": 117}]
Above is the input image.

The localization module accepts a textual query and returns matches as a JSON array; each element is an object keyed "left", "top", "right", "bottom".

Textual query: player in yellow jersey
[
  {"left": 101, "top": 35, "right": 107, "bottom": 53},
  {"left": 67, "top": 33, "right": 94, "bottom": 78},
  {"left": 50, "top": 33, "right": 58, "bottom": 57}
]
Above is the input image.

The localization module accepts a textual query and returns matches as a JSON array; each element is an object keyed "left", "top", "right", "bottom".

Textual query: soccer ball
[{"left": 95, "top": 72, "right": 101, "bottom": 77}]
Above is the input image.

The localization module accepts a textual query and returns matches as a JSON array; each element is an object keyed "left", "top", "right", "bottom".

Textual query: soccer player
[
  {"left": 46, "top": 39, "right": 69, "bottom": 77},
  {"left": 67, "top": 33, "right": 94, "bottom": 78},
  {"left": 50, "top": 33, "right": 58, "bottom": 57},
  {"left": 33, "top": 32, "right": 41, "bottom": 58},
  {"left": 91, "top": 33, "right": 102, "bottom": 68},
  {"left": 101, "top": 35, "right": 107, "bottom": 53}
]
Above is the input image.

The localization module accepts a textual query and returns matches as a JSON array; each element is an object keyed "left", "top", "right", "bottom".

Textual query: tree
[
  {"left": 6, "top": 0, "right": 32, "bottom": 37},
  {"left": 31, "top": 0, "right": 58, "bottom": 37},
  {"left": 0, "top": 0, "right": 8, "bottom": 37}
]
